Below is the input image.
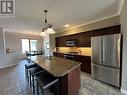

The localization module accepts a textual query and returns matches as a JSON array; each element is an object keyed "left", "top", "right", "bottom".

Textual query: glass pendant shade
[{"left": 41, "top": 10, "right": 55, "bottom": 35}]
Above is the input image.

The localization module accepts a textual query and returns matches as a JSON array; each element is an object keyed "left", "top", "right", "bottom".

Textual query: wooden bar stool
[{"left": 36, "top": 73, "right": 59, "bottom": 95}]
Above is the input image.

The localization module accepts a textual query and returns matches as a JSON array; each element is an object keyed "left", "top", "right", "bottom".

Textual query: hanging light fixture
[{"left": 41, "top": 10, "right": 55, "bottom": 34}]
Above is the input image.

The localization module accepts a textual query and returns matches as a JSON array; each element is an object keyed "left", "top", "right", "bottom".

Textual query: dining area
[{"left": 25, "top": 55, "right": 81, "bottom": 95}]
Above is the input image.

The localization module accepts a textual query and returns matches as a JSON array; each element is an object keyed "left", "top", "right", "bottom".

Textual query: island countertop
[{"left": 28, "top": 55, "right": 81, "bottom": 77}]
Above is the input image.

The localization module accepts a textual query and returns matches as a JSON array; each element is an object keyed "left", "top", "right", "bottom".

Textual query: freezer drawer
[{"left": 91, "top": 63, "right": 120, "bottom": 87}]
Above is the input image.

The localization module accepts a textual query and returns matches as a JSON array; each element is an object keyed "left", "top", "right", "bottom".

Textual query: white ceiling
[{"left": 0, "top": 0, "right": 122, "bottom": 33}]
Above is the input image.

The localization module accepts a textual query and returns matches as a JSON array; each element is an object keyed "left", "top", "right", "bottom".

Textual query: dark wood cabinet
[
  {"left": 55, "top": 37, "right": 66, "bottom": 47},
  {"left": 55, "top": 35, "right": 91, "bottom": 47},
  {"left": 53, "top": 52, "right": 91, "bottom": 74},
  {"left": 75, "top": 55, "right": 91, "bottom": 74},
  {"left": 55, "top": 25, "right": 120, "bottom": 47},
  {"left": 59, "top": 66, "right": 80, "bottom": 95},
  {"left": 53, "top": 52, "right": 64, "bottom": 58},
  {"left": 78, "top": 37, "right": 91, "bottom": 47}
]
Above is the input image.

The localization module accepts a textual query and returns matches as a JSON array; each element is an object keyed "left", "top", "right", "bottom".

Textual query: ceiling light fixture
[
  {"left": 41, "top": 10, "right": 55, "bottom": 34},
  {"left": 64, "top": 24, "right": 70, "bottom": 27}
]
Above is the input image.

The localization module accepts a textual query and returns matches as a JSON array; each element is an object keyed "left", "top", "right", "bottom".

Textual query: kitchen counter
[
  {"left": 53, "top": 51, "right": 91, "bottom": 57},
  {"left": 53, "top": 52, "right": 91, "bottom": 73},
  {"left": 28, "top": 55, "right": 81, "bottom": 95},
  {"left": 28, "top": 55, "right": 81, "bottom": 77}
]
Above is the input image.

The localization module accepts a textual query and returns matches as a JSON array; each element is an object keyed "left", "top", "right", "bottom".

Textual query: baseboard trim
[
  {"left": 0, "top": 64, "right": 18, "bottom": 69},
  {"left": 121, "top": 89, "right": 127, "bottom": 94}
]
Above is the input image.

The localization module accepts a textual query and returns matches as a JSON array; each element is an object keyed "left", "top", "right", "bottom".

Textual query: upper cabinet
[
  {"left": 55, "top": 25, "right": 120, "bottom": 47},
  {"left": 55, "top": 33, "right": 91, "bottom": 47}
]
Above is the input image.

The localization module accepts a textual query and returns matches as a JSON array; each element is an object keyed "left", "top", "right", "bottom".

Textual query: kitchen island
[{"left": 28, "top": 55, "right": 81, "bottom": 95}]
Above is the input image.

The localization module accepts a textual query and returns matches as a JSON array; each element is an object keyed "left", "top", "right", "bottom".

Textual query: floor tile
[
  {"left": 0, "top": 59, "right": 123, "bottom": 95},
  {"left": 0, "top": 87, "right": 8, "bottom": 95}
]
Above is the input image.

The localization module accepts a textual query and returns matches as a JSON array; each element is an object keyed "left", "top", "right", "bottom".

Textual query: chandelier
[{"left": 41, "top": 10, "right": 55, "bottom": 35}]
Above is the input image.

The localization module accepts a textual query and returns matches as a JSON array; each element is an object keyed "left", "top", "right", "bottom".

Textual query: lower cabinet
[
  {"left": 75, "top": 55, "right": 91, "bottom": 74},
  {"left": 53, "top": 52, "right": 91, "bottom": 74},
  {"left": 53, "top": 52, "right": 64, "bottom": 58}
]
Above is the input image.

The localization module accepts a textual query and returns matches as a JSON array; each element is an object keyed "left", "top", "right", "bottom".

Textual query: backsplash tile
[{"left": 55, "top": 47, "right": 92, "bottom": 56}]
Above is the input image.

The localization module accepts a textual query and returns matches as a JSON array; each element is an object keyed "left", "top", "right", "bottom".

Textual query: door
[
  {"left": 103, "top": 34, "right": 121, "bottom": 68},
  {"left": 91, "top": 36, "right": 103, "bottom": 65}
]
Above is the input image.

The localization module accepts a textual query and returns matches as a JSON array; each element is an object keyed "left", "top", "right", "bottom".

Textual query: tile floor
[
  {"left": 79, "top": 72, "right": 125, "bottom": 95},
  {"left": 0, "top": 59, "right": 125, "bottom": 95}
]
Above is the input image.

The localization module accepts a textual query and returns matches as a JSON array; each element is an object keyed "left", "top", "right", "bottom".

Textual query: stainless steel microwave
[{"left": 66, "top": 40, "right": 77, "bottom": 46}]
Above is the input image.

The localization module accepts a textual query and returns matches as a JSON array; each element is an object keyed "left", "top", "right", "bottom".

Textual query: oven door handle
[{"left": 64, "top": 55, "right": 74, "bottom": 60}]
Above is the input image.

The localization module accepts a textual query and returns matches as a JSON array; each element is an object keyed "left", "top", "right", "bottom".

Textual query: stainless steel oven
[{"left": 64, "top": 54, "right": 74, "bottom": 60}]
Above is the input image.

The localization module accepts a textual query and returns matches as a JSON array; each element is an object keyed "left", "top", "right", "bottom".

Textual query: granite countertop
[
  {"left": 28, "top": 55, "right": 81, "bottom": 77},
  {"left": 53, "top": 52, "right": 91, "bottom": 57}
]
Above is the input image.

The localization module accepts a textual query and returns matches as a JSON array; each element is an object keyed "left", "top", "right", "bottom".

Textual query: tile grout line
[
  {"left": 18, "top": 64, "right": 26, "bottom": 95},
  {"left": 18, "top": 74, "right": 24, "bottom": 95},
  {"left": 91, "top": 81, "right": 97, "bottom": 95},
  {"left": 0, "top": 60, "right": 122, "bottom": 95},
  {"left": 7, "top": 67, "right": 10, "bottom": 95}
]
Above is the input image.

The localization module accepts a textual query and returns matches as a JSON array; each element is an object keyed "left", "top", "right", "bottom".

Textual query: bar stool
[
  {"left": 25, "top": 63, "right": 38, "bottom": 78},
  {"left": 29, "top": 67, "right": 45, "bottom": 94},
  {"left": 36, "top": 73, "right": 59, "bottom": 95}
]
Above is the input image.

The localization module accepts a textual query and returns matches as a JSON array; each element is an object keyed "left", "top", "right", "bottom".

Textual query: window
[
  {"left": 21, "top": 39, "right": 38, "bottom": 54},
  {"left": 30, "top": 40, "right": 37, "bottom": 51},
  {"left": 22, "top": 39, "right": 29, "bottom": 54},
  {"left": 46, "top": 43, "right": 49, "bottom": 49}
]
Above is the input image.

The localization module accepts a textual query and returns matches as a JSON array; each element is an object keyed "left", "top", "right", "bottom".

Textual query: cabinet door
[
  {"left": 75, "top": 55, "right": 91, "bottom": 73},
  {"left": 55, "top": 38, "right": 59, "bottom": 47},
  {"left": 91, "top": 36, "right": 103, "bottom": 65},
  {"left": 55, "top": 37, "right": 66, "bottom": 47},
  {"left": 53, "top": 52, "right": 64, "bottom": 58},
  {"left": 55, "top": 38, "right": 65, "bottom": 47},
  {"left": 78, "top": 37, "right": 91, "bottom": 47},
  {"left": 102, "top": 34, "right": 120, "bottom": 68}
]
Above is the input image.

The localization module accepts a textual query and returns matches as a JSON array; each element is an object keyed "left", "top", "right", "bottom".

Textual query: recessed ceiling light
[{"left": 64, "top": 24, "right": 70, "bottom": 27}]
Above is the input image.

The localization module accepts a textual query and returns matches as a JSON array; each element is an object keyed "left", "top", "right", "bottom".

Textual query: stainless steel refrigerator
[{"left": 91, "top": 34, "right": 121, "bottom": 87}]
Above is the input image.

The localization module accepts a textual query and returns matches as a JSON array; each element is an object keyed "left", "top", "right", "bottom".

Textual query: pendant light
[{"left": 41, "top": 10, "right": 55, "bottom": 34}]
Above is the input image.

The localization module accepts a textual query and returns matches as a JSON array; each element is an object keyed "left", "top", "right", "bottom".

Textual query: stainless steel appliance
[
  {"left": 66, "top": 40, "right": 77, "bottom": 46},
  {"left": 64, "top": 54, "right": 75, "bottom": 60},
  {"left": 91, "top": 34, "right": 121, "bottom": 87}
]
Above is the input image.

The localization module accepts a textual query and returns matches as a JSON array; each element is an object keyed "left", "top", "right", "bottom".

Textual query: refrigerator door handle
[
  {"left": 99, "top": 38, "right": 102, "bottom": 63},
  {"left": 102, "top": 37, "right": 105, "bottom": 63}
]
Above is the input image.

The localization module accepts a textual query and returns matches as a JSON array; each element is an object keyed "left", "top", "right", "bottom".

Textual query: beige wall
[
  {"left": 0, "top": 28, "right": 5, "bottom": 54},
  {"left": 0, "top": 31, "right": 43, "bottom": 68},
  {"left": 0, "top": 29, "right": 18, "bottom": 68},
  {"left": 49, "top": 16, "right": 120, "bottom": 55},
  {"left": 120, "top": 0, "right": 127, "bottom": 94},
  {"left": 5, "top": 32, "right": 43, "bottom": 59}
]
